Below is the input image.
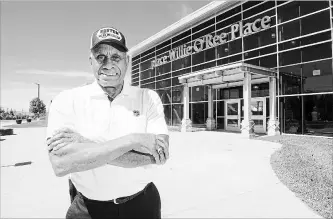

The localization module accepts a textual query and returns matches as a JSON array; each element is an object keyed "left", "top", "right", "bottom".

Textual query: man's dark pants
[{"left": 67, "top": 179, "right": 161, "bottom": 219}]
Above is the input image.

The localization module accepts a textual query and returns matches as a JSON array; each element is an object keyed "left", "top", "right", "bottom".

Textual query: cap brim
[{"left": 91, "top": 39, "right": 128, "bottom": 52}]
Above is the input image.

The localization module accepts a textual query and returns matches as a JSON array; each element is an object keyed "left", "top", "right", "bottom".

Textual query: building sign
[{"left": 151, "top": 15, "right": 271, "bottom": 68}]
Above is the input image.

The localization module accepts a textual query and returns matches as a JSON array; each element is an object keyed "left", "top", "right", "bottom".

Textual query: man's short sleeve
[
  {"left": 145, "top": 89, "right": 169, "bottom": 135},
  {"left": 46, "top": 90, "right": 75, "bottom": 140}
]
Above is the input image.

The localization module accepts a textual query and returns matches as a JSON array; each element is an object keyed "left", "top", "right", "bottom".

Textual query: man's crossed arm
[{"left": 47, "top": 128, "right": 169, "bottom": 177}]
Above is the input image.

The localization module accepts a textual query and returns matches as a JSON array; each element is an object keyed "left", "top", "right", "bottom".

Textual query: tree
[{"left": 29, "top": 98, "right": 46, "bottom": 118}]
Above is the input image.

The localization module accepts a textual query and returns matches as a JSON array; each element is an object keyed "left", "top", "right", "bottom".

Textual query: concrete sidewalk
[{"left": 0, "top": 128, "right": 322, "bottom": 218}]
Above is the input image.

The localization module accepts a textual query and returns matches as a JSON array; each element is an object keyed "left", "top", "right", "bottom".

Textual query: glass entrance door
[
  {"left": 251, "top": 97, "right": 266, "bottom": 133},
  {"left": 225, "top": 99, "right": 241, "bottom": 132}
]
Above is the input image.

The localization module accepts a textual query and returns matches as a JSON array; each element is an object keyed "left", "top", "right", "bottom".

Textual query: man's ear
[
  {"left": 89, "top": 56, "right": 92, "bottom": 66},
  {"left": 125, "top": 55, "right": 130, "bottom": 70}
]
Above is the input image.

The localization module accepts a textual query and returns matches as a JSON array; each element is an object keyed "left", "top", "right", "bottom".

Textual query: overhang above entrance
[{"left": 178, "top": 62, "right": 277, "bottom": 87}]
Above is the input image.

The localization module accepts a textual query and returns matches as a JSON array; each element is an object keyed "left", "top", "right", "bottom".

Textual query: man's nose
[{"left": 102, "top": 59, "right": 115, "bottom": 70}]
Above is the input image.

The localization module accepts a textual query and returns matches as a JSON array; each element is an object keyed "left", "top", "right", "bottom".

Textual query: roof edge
[{"left": 128, "top": 1, "right": 239, "bottom": 57}]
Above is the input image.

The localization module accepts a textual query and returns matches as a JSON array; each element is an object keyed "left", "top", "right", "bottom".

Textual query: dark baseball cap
[{"left": 90, "top": 27, "right": 128, "bottom": 52}]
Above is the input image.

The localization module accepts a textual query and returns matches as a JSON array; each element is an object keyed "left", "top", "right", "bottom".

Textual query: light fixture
[
  {"left": 291, "top": 40, "right": 296, "bottom": 45},
  {"left": 271, "top": 33, "right": 276, "bottom": 39},
  {"left": 224, "top": 47, "right": 229, "bottom": 52}
]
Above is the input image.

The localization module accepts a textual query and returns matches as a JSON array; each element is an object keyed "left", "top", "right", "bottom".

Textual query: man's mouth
[{"left": 100, "top": 72, "right": 118, "bottom": 76}]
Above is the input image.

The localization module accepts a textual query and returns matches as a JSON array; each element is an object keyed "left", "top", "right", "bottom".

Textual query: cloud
[
  {"left": 15, "top": 69, "right": 94, "bottom": 79},
  {"left": 171, "top": 3, "right": 194, "bottom": 20}
]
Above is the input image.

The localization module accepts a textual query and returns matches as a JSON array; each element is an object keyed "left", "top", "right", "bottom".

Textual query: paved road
[{"left": 0, "top": 128, "right": 322, "bottom": 218}]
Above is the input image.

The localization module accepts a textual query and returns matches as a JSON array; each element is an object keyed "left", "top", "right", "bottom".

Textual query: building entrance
[
  {"left": 250, "top": 97, "right": 267, "bottom": 134},
  {"left": 225, "top": 97, "right": 267, "bottom": 133},
  {"left": 225, "top": 99, "right": 241, "bottom": 132}
]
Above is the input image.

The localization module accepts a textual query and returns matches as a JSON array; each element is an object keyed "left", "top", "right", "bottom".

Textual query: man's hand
[
  {"left": 47, "top": 128, "right": 93, "bottom": 152},
  {"left": 130, "top": 133, "right": 169, "bottom": 165}
]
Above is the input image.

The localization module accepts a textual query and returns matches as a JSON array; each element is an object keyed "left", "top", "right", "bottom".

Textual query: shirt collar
[{"left": 88, "top": 80, "right": 131, "bottom": 98}]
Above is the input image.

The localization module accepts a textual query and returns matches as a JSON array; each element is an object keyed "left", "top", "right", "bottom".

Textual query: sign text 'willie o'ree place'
[{"left": 151, "top": 16, "right": 271, "bottom": 67}]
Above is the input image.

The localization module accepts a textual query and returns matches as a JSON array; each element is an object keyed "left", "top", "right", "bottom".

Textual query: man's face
[{"left": 90, "top": 44, "right": 128, "bottom": 88}]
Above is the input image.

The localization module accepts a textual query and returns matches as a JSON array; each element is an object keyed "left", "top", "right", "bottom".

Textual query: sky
[{"left": 0, "top": 1, "right": 210, "bottom": 112}]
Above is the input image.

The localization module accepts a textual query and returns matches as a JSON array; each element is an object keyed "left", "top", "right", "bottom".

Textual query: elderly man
[{"left": 46, "top": 27, "right": 169, "bottom": 219}]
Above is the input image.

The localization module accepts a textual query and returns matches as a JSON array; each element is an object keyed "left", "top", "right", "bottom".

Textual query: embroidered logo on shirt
[{"left": 133, "top": 110, "right": 140, "bottom": 117}]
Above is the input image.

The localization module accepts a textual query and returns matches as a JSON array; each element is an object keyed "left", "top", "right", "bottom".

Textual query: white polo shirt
[{"left": 47, "top": 81, "right": 168, "bottom": 201}]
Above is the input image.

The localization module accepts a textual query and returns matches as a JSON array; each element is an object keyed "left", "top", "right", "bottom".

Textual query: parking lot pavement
[{"left": 0, "top": 128, "right": 322, "bottom": 218}]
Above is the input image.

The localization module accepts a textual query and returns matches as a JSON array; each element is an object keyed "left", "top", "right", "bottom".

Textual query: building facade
[{"left": 129, "top": 1, "right": 333, "bottom": 137}]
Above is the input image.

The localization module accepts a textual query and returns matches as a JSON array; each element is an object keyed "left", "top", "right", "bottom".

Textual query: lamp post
[{"left": 34, "top": 83, "right": 40, "bottom": 99}]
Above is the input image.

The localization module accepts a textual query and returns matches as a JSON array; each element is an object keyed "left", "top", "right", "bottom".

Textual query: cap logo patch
[{"left": 97, "top": 28, "right": 122, "bottom": 41}]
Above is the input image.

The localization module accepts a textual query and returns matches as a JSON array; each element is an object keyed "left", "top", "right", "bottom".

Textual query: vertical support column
[
  {"left": 206, "top": 85, "right": 216, "bottom": 130},
  {"left": 181, "top": 84, "right": 192, "bottom": 132},
  {"left": 268, "top": 77, "right": 280, "bottom": 136},
  {"left": 241, "top": 72, "right": 255, "bottom": 138}
]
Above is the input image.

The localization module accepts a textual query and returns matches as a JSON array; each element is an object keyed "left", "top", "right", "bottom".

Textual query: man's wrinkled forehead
[{"left": 91, "top": 43, "right": 127, "bottom": 54}]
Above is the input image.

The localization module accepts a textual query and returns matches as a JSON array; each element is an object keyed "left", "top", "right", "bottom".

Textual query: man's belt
[
  {"left": 112, "top": 189, "right": 144, "bottom": 204},
  {"left": 81, "top": 185, "right": 147, "bottom": 205}
]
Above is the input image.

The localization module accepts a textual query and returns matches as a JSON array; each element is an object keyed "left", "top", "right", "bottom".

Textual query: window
[
  {"left": 245, "top": 54, "right": 277, "bottom": 68},
  {"left": 156, "top": 88, "right": 171, "bottom": 104},
  {"left": 172, "top": 86, "right": 183, "bottom": 103},
  {"left": 260, "top": 54, "right": 277, "bottom": 68},
  {"left": 281, "top": 96, "right": 302, "bottom": 134},
  {"left": 191, "top": 86, "right": 208, "bottom": 102},
  {"left": 141, "top": 82, "right": 155, "bottom": 90},
  {"left": 244, "top": 45, "right": 276, "bottom": 59},
  {"left": 278, "top": 19, "right": 301, "bottom": 41},
  {"left": 191, "top": 102, "right": 208, "bottom": 124},
  {"left": 251, "top": 83, "right": 269, "bottom": 97},
  {"left": 279, "top": 31, "right": 331, "bottom": 51},
  {"left": 279, "top": 64, "right": 302, "bottom": 95},
  {"left": 141, "top": 77, "right": 155, "bottom": 85},
  {"left": 216, "top": 14, "right": 241, "bottom": 30},
  {"left": 217, "top": 54, "right": 242, "bottom": 66},
  {"left": 172, "top": 104, "right": 183, "bottom": 125},
  {"left": 163, "top": 105, "right": 172, "bottom": 126},
  {"left": 192, "top": 26, "right": 215, "bottom": 41},
  {"left": 303, "top": 94, "right": 333, "bottom": 137},
  {"left": 216, "top": 5, "right": 241, "bottom": 23},
  {"left": 172, "top": 29, "right": 191, "bottom": 43},
  {"left": 300, "top": 1, "right": 329, "bottom": 16},
  {"left": 141, "top": 48, "right": 155, "bottom": 58},
  {"left": 156, "top": 45, "right": 171, "bottom": 56},
  {"left": 192, "top": 61, "right": 216, "bottom": 72},
  {"left": 302, "top": 59, "right": 333, "bottom": 93},
  {"left": 156, "top": 79, "right": 171, "bottom": 89},
  {"left": 172, "top": 55, "right": 191, "bottom": 71},
  {"left": 193, "top": 18, "right": 215, "bottom": 33},
  {"left": 156, "top": 40, "right": 171, "bottom": 51},
  {"left": 156, "top": 73, "right": 171, "bottom": 82},
  {"left": 172, "top": 67, "right": 191, "bottom": 77},
  {"left": 242, "top": 1, "right": 262, "bottom": 11},
  {"left": 229, "top": 39, "right": 242, "bottom": 55},
  {"left": 259, "top": 27, "right": 276, "bottom": 47},
  {"left": 277, "top": 1, "right": 300, "bottom": 23},
  {"left": 279, "top": 49, "right": 301, "bottom": 66},
  {"left": 244, "top": 31, "right": 259, "bottom": 51},
  {"left": 140, "top": 59, "right": 154, "bottom": 72},
  {"left": 172, "top": 36, "right": 191, "bottom": 49},
  {"left": 156, "top": 62, "right": 171, "bottom": 76},
  {"left": 302, "top": 42, "right": 332, "bottom": 62},
  {"left": 216, "top": 100, "right": 225, "bottom": 116},
  {"left": 217, "top": 42, "right": 230, "bottom": 59},
  {"left": 171, "top": 77, "right": 180, "bottom": 87},
  {"left": 192, "top": 47, "right": 215, "bottom": 66},
  {"left": 243, "top": 1, "right": 275, "bottom": 19},
  {"left": 301, "top": 10, "right": 330, "bottom": 36},
  {"left": 140, "top": 69, "right": 155, "bottom": 80},
  {"left": 243, "top": 9, "right": 275, "bottom": 25}
]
